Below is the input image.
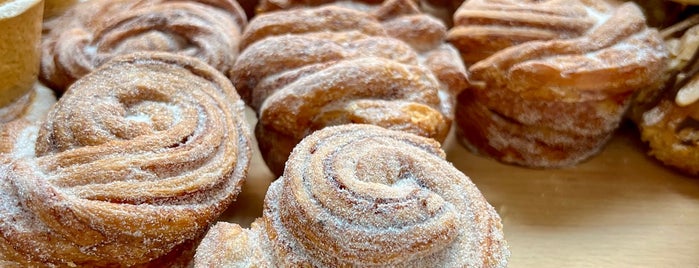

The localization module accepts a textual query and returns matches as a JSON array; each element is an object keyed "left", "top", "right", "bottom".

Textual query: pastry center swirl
[{"left": 280, "top": 134, "right": 459, "bottom": 265}]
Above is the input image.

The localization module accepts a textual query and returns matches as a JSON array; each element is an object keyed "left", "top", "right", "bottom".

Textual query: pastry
[
  {"left": 255, "top": 0, "right": 457, "bottom": 25},
  {"left": 0, "top": 52, "right": 252, "bottom": 267},
  {"left": 634, "top": 14, "right": 699, "bottom": 175},
  {"left": 447, "top": 0, "right": 667, "bottom": 167},
  {"left": 193, "top": 124, "right": 509, "bottom": 267},
  {"left": 40, "top": 0, "right": 247, "bottom": 93},
  {"left": 232, "top": 0, "right": 467, "bottom": 175}
]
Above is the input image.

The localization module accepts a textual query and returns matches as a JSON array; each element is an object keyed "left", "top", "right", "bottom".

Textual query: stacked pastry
[
  {"left": 233, "top": 0, "right": 467, "bottom": 175},
  {"left": 40, "top": 0, "right": 247, "bottom": 93},
  {"left": 633, "top": 14, "right": 699, "bottom": 175},
  {"left": 0, "top": 0, "right": 56, "bottom": 153},
  {"left": 447, "top": 0, "right": 668, "bottom": 167},
  {"left": 194, "top": 124, "right": 509, "bottom": 267},
  {"left": 0, "top": 53, "right": 252, "bottom": 267}
]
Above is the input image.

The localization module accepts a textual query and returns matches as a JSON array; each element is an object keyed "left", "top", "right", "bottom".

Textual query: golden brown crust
[
  {"left": 0, "top": 52, "right": 252, "bottom": 267},
  {"left": 233, "top": 0, "right": 467, "bottom": 175},
  {"left": 40, "top": 0, "right": 246, "bottom": 93},
  {"left": 255, "top": 0, "right": 458, "bottom": 27},
  {"left": 448, "top": 0, "right": 604, "bottom": 65},
  {"left": 449, "top": 0, "right": 667, "bottom": 167},
  {"left": 194, "top": 124, "right": 509, "bottom": 267},
  {"left": 0, "top": 0, "right": 44, "bottom": 108},
  {"left": 635, "top": 15, "right": 699, "bottom": 176},
  {"left": 455, "top": 89, "right": 617, "bottom": 167},
  {"left": 641, "top": 97, "right": 699, "bottom": 175}
]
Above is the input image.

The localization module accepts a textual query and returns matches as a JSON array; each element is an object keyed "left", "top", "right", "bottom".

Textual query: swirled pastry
[
  {"left": 194, "top": 124, "right": 509, "bottom": 267},
  {"left": 0, "top": 52, "right": 252, "bottom": 267},
  {"left": 255, "top": 0, "right": 458, "bottom": 25},
  {"left": 233, "top": 0, "right": 467, "bottom": 175},
  {"left": 447, "top": 0, "right": 667, "bottom": 167},
  {"left": 40, "top": 0, "right": 247, "bottom": 93},
  {"left": 634, "top": 15, "right": 699, "bottom": 175}
]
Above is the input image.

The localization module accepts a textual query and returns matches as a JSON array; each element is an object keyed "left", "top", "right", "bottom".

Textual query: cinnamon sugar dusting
[
  {"left": 448, "top": 0, "right": 667, "bottom": 167},
  {"left": 0, "top": 52, "right": 252, "bottom": 266},
  {"left": 232, "top": 0, "right": 467, "bottom": 175},
  {"left": 194, "top": 125, "right": 509, "bottom": 267},
  {"left": 40, "top": 0, "right": 247, "bottom": 93}
]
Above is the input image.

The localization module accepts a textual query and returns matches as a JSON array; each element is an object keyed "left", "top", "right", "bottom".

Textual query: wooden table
[{"left": 219, "top": 111, "right": 699, "bottom": 267}]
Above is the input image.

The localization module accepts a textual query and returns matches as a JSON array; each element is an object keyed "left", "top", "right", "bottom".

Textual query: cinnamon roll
[
  {"left": 194, "top": 124, "right": 509, "bottom": 267},
  {"left": 447, "top": 0, "right": 668, "bottom": 167},
  {"left": 40, "top": 0, "right": 247, "bottom": 93},
  {"left": 0, "top": 52, "right": 252, "bottom": 267},
  {"left": 233, "top": 0, "right": 467, "bottom": 175},
  {"left": 634, "top": 14, "right": 699, "bottom": 175}
]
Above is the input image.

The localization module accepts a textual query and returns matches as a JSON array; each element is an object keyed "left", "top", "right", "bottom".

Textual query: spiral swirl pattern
[
  {"left": 194, "top": 124, "right": 509, "bottom": 267},
  {"left": 40, "top": 0, "right": 247, "bottom": 93},
  {"left": 447, "top": 0, "right": 605, "bottom": 65},
  {"left": 233, "top": 0, "right": 467, "bottom": 175},
  {"left": 447, "top": 0, "right": 668, "bottom": 167},
  {"left": 0, "top": 53, "right": 251, "bottom": 267}
]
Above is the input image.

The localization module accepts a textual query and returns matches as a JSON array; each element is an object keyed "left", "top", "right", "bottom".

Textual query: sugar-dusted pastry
[
  {"left": 255, "top": 0, "right": 457, "bottom": 25},
  {"left": 447, "top": 0, "right": 667, "bottom": 167},
  {"left": 634, "top": 14, "right": 699, "bottom": 175},
  {"left": 40, "top": 0, "right": 247, "bottom": 93},
  {"left": 194, "top": 124, "right": 509, "bottom": 267},
  {"left": 0, "top": 52, "right": 252, "bottom": 267},
  {"left": 233, "top": 0, "right": 467, "bottom": 175}
]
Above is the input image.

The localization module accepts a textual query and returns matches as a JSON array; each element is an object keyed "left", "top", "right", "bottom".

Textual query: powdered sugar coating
[
  {"left": 448, "top": 0, "right": 667, "bottom": 167},
  {"left": 194, "top": 124, "right": 509, "bottom": 267},
  {"left": 0, "top": 52, "right": 252, "bottom": 266},
  {"left": 232, "top": 0, "right": 467, "bottom": 175},
  {"left": 40, "top": 0, "right": 247, "bottom": 93}
]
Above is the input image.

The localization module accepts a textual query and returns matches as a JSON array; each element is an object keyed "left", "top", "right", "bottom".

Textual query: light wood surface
[{"left": 219, "top": 110, "right": 699, "bottom": 267}]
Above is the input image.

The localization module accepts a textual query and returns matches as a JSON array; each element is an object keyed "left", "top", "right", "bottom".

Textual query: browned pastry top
[
  {"left": 194, "top": 124, "right": 509, "bottom": 267},
  {"left": 233, "top": 0, "right": 467, "bottom": 143},
  {"left": 450, "top": 0, "right": 667, "bottom": 101},
  {"left": 448, "top": 0, "right": 609, "bottom": 65},
  {"left": 40, "top": 0, "right": 247, "bottom": 92},
  {"left": 448, "top": 0, "right": 667, "bottom": 137},
  {"left": 0, "top": 52, "right": 251, "bottom": 267}
]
